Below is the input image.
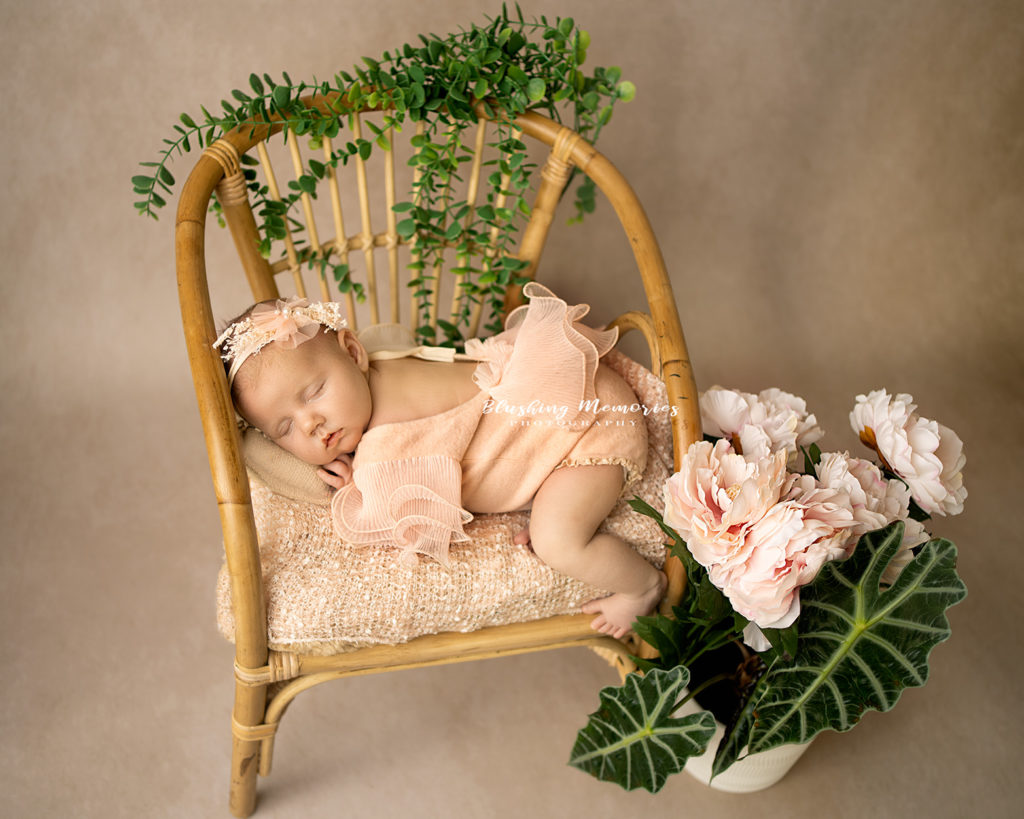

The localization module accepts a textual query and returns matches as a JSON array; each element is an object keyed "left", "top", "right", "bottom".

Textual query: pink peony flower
[
  {"left": 850, "top": 390, "right": 967, "bottom": 516},
  {"left": 815, "top": 451, "right": 910, "bottom": 544},
  {"left": 707, "top": 474, "right": 857, "bottom": 630},
  {"left": 813, "top": 451, "right": 932, "bottom": 585},
  {"left": 663, "top": 439, "right": 788, "bottom": 567}
]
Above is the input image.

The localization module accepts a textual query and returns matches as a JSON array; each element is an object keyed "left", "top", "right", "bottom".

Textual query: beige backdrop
[{"left": 2, "top": 1, "right": 1021, "bottom": 817}]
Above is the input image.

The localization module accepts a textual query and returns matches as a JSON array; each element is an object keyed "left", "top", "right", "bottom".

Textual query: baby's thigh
[{"left": 529, "top": 462, "right": 625, "bottom": 543}]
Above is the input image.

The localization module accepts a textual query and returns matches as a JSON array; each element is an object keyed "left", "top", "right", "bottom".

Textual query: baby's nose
[{"left": 301, "top": 412, "right": 323, "bottom": 435}]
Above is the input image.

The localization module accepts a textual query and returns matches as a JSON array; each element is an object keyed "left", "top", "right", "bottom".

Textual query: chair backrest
[
  {"left": 197, "top": 97, "right": 591, "bottom": 339},
  {"left": 175, "top": 95, "right": 701, "bottom": 666}
]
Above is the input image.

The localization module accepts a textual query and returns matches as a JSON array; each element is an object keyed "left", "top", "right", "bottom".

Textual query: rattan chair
[{"left": 175, "top": 94, "right": 700, "bottom": 816}]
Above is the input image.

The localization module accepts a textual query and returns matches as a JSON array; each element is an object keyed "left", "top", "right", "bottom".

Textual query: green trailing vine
[{"left": 134, "top": 6, "right": 635, "bottom": 344}]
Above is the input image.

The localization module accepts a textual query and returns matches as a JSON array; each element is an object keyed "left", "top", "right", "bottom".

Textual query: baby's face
[{"left": 234, "top": 330, "right": 372, "bottom": 466}]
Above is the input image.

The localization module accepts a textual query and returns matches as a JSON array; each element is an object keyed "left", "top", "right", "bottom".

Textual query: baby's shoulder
[{"left": 368, "top": 358, "right": 480, "bottom": 426}]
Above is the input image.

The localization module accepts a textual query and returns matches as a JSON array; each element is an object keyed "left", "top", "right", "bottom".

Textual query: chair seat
[{"left": 216, "top": 351, "right": 675, "bottom": 656}]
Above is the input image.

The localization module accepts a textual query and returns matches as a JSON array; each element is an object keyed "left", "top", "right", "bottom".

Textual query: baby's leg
[{"left": 528, "top": 464, "right": 666, "bottom": 639}]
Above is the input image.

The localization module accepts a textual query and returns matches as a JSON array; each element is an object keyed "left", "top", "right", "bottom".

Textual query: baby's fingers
[
  {"left": 321, "top": 456, "right": 354, "bottom": 484},
  {"left": 317, "top": 467, "right": 347, "bottom": 490}
]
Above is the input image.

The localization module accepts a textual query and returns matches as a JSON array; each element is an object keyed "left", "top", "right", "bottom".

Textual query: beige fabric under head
[{"left": 242, "top": 426, "right": 333, "bottom": 506}]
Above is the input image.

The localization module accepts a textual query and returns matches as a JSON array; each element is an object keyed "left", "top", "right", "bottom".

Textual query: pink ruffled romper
[{"left": 330, "top": 283, "right": 648, "bottom": 564}]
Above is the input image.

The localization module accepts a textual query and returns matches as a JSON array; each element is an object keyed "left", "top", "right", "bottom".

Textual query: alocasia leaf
[
  {"left": 569, "top": 666, "right": 716, "bottom": 792},
  {"left": 714, "top": 521, "right": 967, "bottom": 775}
]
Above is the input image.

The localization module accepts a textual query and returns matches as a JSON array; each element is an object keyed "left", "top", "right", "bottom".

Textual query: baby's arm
[{"left": 317, "top": 454, "right": 354, "bottom": 490}]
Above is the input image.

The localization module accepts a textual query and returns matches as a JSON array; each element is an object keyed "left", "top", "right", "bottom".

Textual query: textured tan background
[{"left": 2, "top": 0, "right": 1021, "bottom": 816}]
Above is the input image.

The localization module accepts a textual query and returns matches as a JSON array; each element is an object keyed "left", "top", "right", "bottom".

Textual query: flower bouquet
[{"left": 569, "top": 386, "right": 968, "bottom": 792}]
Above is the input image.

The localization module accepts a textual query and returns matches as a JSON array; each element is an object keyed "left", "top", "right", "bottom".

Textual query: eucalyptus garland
[{"left": 134, "top": 6, "right": 635, "bottom": 343}]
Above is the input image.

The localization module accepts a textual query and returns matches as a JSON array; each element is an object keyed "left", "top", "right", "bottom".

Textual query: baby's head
[{"left": 215, "top": 297, "right": 372, "bottom": 466}]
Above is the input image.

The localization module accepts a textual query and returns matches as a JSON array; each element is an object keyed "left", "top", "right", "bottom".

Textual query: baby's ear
[{"left": 337, "top": 328, "right": 369, "bottom": 372}]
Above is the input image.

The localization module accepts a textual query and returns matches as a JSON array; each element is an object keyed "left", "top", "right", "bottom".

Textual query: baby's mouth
[{"left": 323, "top": 430, "right": 341, "bottom": 448}]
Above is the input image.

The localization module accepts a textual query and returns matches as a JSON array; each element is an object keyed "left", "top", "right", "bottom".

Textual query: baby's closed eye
[{"left": 271, "top": 419, "right": 293, "bottom": 440}]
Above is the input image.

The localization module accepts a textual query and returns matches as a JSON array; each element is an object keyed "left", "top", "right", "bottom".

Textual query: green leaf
[
  {"left": 249, "top": 73, "right": 264, "bottom": 94},
  {"left": 718, "top": 522, "right": 967, "bottom": 771},
  {"left": 272, "top": 85, "right": 290, "bottom": 109},
  {"left": 569, "top": 667, "right": 716, "bottom": 793},
  {"left": 709, "top": 671, "right": 765, "bottom": 775},
  {"left": 760, "top": 622, "right": 799, "bottom": 661},
  {"left": 507, "top": 65, "right": 528, "bottom": 86},
  {"left": 801, "top": 442, "right": 823, "bottom": 474},
  {"left": 396, "top": 218, "right": 417, "bottom": 240},
  {"left": 526, "top": 77, "right": 546, "bottom": 102},
  {"left": 616, "top": 81, "right": 636, "bottom": 102},
  {"left": 632, "top": 614, "right": 687, "bottom": 669}
]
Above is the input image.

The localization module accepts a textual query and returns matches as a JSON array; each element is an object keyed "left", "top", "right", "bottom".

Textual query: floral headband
[{"left": 213, "top": 296, "right": 348, "bottom": 382}]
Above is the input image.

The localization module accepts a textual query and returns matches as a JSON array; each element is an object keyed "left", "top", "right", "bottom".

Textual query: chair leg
[
  {"left": 229, "top": 681, "right": 267, "bottom": 818},
  {"left": 588, "top": 644, "right": 637, "bottom": 682}
]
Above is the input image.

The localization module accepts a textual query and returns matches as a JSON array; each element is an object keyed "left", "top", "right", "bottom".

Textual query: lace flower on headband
[{"left": 214, "top": 296, "right": 348, "bottom": 382}]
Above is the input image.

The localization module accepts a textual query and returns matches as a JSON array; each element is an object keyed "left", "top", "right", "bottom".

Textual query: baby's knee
[{"left": 527, "top": 518, "right": 585, "bottom": 570}]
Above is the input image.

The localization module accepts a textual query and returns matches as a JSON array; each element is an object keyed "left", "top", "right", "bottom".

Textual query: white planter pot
[{"left": 675, "top": 696, "right": 812, "bottom": 793}]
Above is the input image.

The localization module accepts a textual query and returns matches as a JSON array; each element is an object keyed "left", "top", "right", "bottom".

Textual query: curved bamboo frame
[{"left": 175, "top": 96, "right": 700, "bottom": 817}]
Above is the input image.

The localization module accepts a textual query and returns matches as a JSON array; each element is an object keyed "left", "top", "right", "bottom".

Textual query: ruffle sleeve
[
  {"left": 331, "top": 455, "right": 473, "bottom": 566},
  {"left": 465, "top": 282, "right": 618, "bottom": 425}
]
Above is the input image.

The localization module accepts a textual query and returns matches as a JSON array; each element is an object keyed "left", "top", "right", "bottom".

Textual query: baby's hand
[{"left": 317, "top": 454, "right": 354, "bottom": 490}]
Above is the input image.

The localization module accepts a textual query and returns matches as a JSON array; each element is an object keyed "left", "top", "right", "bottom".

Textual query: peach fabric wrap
[{"left": 330, "top": 284, "right": 648, "bottom": 564}]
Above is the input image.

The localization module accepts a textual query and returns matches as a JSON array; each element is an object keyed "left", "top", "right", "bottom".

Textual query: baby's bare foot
[{"left": 581, "top": 572, "right": 667, "bottom": 640}]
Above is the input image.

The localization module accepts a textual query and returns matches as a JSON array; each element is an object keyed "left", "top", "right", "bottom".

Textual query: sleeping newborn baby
[{"left": 215, "top": 283, "right": 665, "bottom": 638}]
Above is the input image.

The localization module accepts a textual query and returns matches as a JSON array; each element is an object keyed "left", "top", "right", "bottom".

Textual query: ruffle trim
[
  {"left": 331, "top": 454, "right": 473, "bottom": 566},
  {"left": 557, "top": 456, "right": 645, "bottom": 494}
]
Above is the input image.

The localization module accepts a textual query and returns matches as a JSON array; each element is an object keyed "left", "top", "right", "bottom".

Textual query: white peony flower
[
  {"left": 699, "top": 387, "right": 752, "bottom": 439},
  {"left": 850, "top": 389, "right": 967, "bottom": 516},
  {"left": 742, "top": 623, "right": 773, "bottom": 652},
  {"left": 758, "top": 388, "right": 825, "bottom": 453},
  {"left": 700, "top": 386, "right": 824, "bottom": 464}
]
